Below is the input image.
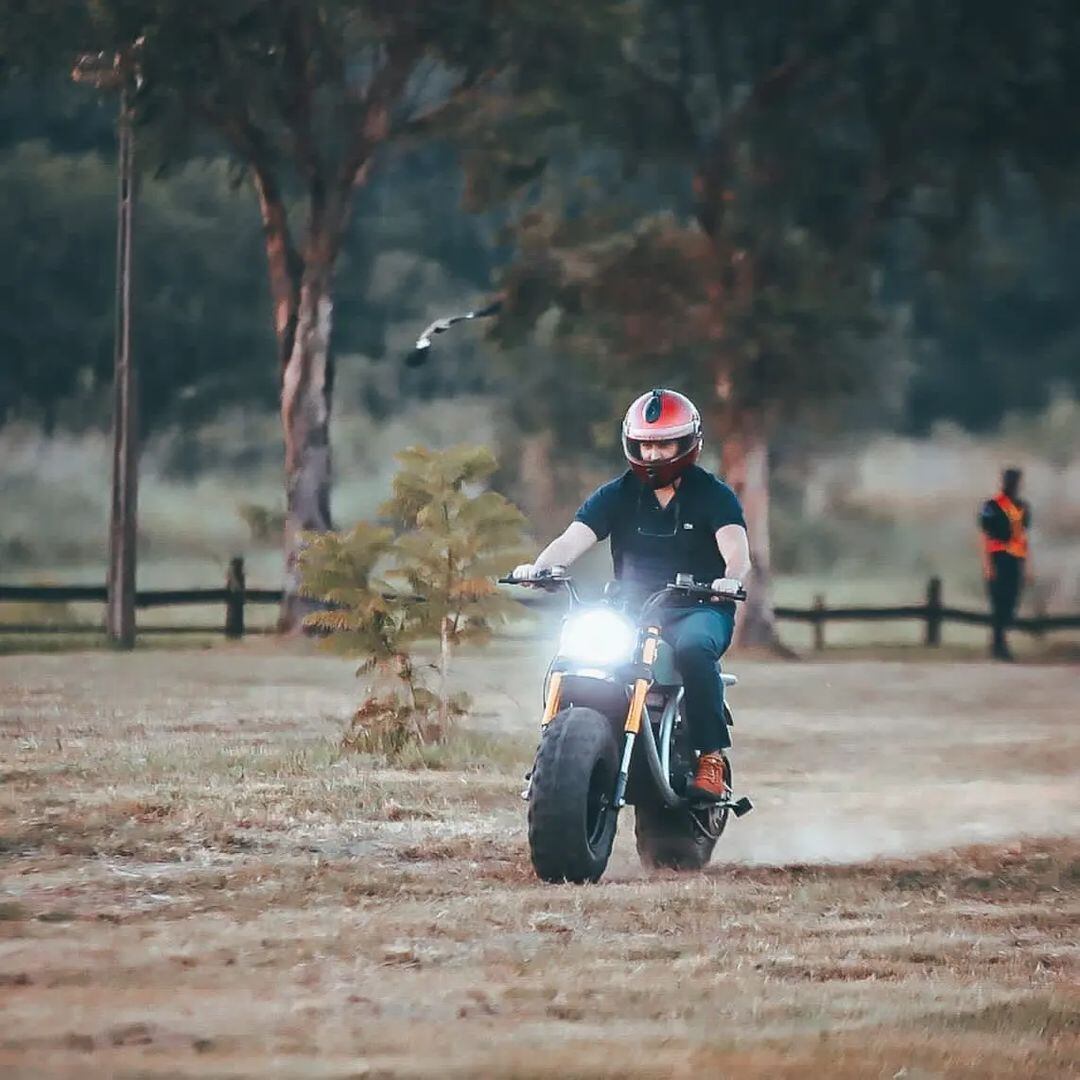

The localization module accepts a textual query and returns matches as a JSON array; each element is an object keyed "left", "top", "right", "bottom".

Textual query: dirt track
[{"left": 0, "top": 645, "right": 1078, "bottom": 1077}]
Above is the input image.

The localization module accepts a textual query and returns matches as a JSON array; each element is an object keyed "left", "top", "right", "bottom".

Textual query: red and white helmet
[{"left": 622, "top": 388, "right": 703, "bottom": 488}]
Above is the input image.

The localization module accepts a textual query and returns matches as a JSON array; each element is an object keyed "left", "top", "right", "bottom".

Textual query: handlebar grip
[{"left": 497, "top": 573, "right": 565, "bottom": 587}]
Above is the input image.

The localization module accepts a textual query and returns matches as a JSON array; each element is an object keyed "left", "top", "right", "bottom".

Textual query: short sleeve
[
  {"left": 573, "top": 479, "right": 622, "bottom": 542},
  {"left": 705, "top": 479, "right": 746, "bottom": 532}
]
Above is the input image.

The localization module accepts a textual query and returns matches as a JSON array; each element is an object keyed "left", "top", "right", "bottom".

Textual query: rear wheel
[
  {"left": 634, "top": 752, "right": 731, "bottom": 871},
  {"left": 528, "top": 707, "right": 619, "bottom": 883}
]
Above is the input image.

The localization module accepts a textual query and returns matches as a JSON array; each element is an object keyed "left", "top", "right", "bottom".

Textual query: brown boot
[{"left": 687, "top": 751, "right": 727, "bottom": 801}]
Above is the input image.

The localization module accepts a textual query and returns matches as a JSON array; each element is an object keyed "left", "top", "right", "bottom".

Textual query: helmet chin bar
[{"left": 627, "top": 440, "right": 702, "bottom": 487}]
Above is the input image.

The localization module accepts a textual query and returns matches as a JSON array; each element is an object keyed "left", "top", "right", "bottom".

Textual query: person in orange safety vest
[{"left": 978, "top": 467, "right": 1031, "bottom": 661}]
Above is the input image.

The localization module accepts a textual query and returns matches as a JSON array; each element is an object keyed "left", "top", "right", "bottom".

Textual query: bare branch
[
  {"left": 280, "top": 2, "right": 324, "bottom": 196},
  {"left": 192, "top": 96, "right": 302, "bottom": 368},
  {"left": 339, "top": 39, "right": 421, "bottom": 193}
]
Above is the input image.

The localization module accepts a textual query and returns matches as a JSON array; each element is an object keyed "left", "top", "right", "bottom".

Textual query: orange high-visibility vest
[{"left": 984, "top": 493, "right": 1029, "bottom": 560}]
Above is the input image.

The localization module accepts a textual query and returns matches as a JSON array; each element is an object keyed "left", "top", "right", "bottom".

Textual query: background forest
[{"left": 2, "top": 1, "right": 1079, "bottom": 642}]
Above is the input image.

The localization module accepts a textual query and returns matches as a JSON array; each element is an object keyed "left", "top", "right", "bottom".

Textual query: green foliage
[
  {"left": 0, "top": 0, "right": 631, "bottom": 464},
  {"left": 0, "top": 142, "right": 276, "bottom": 431},
  {"left": 298, "top": 446, "right": 528, "bottom": 761},
  {"left": 2, "top": 0, "right": 1080, "bottom": 457},
  {"left": 297, "top": 521, "right": 398, "bottom": 663},
  {"left": 0, "top": 100, "right": 500, "bottom": 432},
  {"left": 381, "top": 444, "right": 530, "bottom": 650},
  {"left": 491, "top": 0, "right": 1080, "bottom": 442}
]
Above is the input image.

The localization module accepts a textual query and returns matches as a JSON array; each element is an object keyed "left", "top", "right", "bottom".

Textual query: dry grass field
[{"left": 1, "top": 641, "right": 1078, "bottom": 1078}]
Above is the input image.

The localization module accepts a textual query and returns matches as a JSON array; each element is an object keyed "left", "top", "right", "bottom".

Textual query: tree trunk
[
  {"left": 278, "top": 255, "right": 336, "bottom": 632},
  {"left": 437, "top": 615, "right": 453, "bottom": 736},
  {"left": 722, "top": 424, "right": 780, "bottom": 649},
  {"left": 518, "top": 431, "right": 558, "bottom": 525}
]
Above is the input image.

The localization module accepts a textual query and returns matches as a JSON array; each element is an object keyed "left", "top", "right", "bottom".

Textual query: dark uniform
[
  {"left": 574, "top": 465, "right": 746, "bottom": 752},
  {"left": 979, "top": 490, "right": 1030, "bottom": 660}
]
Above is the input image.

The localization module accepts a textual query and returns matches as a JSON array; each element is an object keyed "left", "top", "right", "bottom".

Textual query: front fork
[
  {"left": 530, "top": 629, "right": 660, "bottom": 809},
  {"left": 614, "top": 625, "right": 661, "bottom": 807}
]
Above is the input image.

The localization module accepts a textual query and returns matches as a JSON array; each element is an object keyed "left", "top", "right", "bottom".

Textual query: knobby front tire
[{"left": 527, "top": 706, "right": 619, "bottom": 884}]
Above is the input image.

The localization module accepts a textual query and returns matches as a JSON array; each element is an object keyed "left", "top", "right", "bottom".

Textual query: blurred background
[{"left": 2, "top": 2, "right": 1079, "bottom": 648}]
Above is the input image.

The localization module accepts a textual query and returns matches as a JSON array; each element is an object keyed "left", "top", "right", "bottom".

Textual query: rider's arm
[
  {"left": 534, "top": 521, "right": 600, "bottom": 570},
  {"left": 513, "top": 479, "right": 616, "bottom": 580},
  {"left": 716, "top": 524, "right": 751, "bottom": 581}
]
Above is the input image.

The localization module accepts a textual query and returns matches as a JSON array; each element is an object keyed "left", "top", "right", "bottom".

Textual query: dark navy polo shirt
[{"left": 574, "top": 466, "right": 746, "bottom": 608}]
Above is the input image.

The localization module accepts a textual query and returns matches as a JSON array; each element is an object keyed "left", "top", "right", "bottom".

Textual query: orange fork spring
[
  {"left": 624, "top": 678, "right": 650, "bottom": 734},
  {"left": 623, "top": 627, "right": 660, "bottom": 734},
  {"left": 541, "top": 671, "right": 563, "bottom": 727}
]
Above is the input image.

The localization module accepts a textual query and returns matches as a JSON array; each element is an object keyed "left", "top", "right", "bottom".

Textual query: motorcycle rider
[{"left": 512, "top": 388, "right": 750, "bottom": 802}]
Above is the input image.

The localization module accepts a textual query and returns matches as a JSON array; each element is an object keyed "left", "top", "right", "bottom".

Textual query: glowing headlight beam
[{"left": 557, "top": 609, "right": 638, "bottom": 666}]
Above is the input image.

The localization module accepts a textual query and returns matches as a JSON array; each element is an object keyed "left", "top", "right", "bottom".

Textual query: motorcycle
[{"left": 499, "top": 569, "right": 754, "bottom": 883}]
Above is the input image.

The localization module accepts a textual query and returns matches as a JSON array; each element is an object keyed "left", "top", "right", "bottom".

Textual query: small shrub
[{"left": 300, "top": 445, "right": 529, "bottom": 763}]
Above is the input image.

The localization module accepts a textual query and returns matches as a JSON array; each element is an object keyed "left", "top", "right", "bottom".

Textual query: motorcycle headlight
[{"left": 558, "top": 609, "right": 637, "bottom": 666}]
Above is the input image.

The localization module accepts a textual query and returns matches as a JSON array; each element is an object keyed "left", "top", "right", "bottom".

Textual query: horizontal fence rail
[
  {"left": 0, "top": 585, "right": 282, "bottom": 606},
  {"left": 1, "top": 568, "right": 1077, "bottom": 647}
]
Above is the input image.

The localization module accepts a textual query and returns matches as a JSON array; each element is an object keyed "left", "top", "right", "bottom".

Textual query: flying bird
[{"left": 405, "top": 300, "right": 503, "bottom": 367}]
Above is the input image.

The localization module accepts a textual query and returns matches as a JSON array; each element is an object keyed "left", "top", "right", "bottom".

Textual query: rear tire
[
  {"left": 634, "top": 753, "right": 731, "bottom": 871},
  {"left": 528, "top": 707, "right": 619, "bottom": 884}
]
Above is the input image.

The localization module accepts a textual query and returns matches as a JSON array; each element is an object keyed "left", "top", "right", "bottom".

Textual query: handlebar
[
  {"left": 497, "top": 567, "right": 570, "bottom": 588},
  {"left": 665, "top": 579, "right": 748, "bottom": 603},
  {"left": 637, "top": 576, "right": 746, "bottom": 624},
  {"left": 498, "top": 570, "right": 746, "bottom": 613},
  {"left": 498, "top": 567, "right": 582, "bottom": 604}
]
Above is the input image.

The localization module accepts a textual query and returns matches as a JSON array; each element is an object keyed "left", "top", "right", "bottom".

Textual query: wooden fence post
[
  {"left": 925, "top": 576, "right": 942, "bottom": 647},
  {"left": 225, "top": 557, "right": 245, "bottom": 639},
  {"left": 812, "top": 594, "right": 826, "bottom": 651}
]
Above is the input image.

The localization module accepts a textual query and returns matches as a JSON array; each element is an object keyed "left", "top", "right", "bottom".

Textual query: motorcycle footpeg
[{"left": 688, "top": 794, "right": 753, "bottom": 817}]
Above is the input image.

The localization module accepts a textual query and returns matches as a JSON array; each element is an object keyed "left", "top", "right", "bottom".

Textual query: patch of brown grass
[{"left": 1, "top": 649, "right": 1077, "bottom": 1077}]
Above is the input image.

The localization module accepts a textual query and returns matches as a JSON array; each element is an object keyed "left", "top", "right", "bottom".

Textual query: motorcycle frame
[
  {"left": 544, "top": 662, "right": 687, "bottom": 809},
  {"left": 640, "top": 691, "right": 685, "bottom": 809},
  {"left": 519, "top": 572, "right": 743, "bottom": 814}
]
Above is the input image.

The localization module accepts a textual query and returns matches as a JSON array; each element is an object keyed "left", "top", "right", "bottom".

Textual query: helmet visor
[{"left": 623, "top": 432, "right": 699, "bottom": 466}]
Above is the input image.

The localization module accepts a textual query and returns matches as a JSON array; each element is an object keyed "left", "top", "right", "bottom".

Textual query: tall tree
[
  {"left": 491, "top": 0, "right": 1080, "bottom": 644},
  {"left": 666, "top": 0, "right": 1080, "bottom": 642},
  {"left": 1, "top": 1, "right": 628, "bottom": 627}
]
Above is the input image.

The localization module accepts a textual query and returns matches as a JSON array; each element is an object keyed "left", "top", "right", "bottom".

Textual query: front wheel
[
  {"left": 634, "top": 752, "right": 731, "bottom": 871},
  {"left": 528, "top": 706, "right": 619, "bottom": 884}
]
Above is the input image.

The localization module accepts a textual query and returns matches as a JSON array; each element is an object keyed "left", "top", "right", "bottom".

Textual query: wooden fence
[
  {"left": 1, "top": 564, "right": 1078, "bottom": 647},
  {"left": 0, "top": 557, "right": 276, "bottom": 638},
  {"left": 777, "top": 577, "right": 1080, "bottom": 649}
]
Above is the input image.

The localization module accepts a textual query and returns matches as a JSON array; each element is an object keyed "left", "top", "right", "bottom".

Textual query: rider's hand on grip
[
  {"left": 709, "top": 577, "right": 744, "bottom": 598},
  {"left": 510, "top": 563, "right": 540, "bottom": 587},
  {"left": 507, "top": 563, "right": 569, "bottom": 588}
]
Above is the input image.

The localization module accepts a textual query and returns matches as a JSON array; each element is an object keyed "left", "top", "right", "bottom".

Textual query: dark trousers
[
  {"left": 662, "top": 606, "right": 736, "bottom": 752},
  {"left": 986, "top": 553, "right": 1023, "bottom": 653}
]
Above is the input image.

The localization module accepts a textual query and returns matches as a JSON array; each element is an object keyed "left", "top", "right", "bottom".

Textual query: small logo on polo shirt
[{"left": 683, "top": 522, "right": 694, "bottom": 529}]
